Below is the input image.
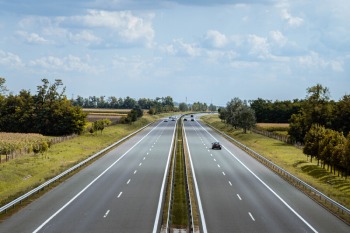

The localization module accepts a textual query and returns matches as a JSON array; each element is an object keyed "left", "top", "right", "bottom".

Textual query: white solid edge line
[
  {"left": 32, "top": 121, "right": 162, "bottom": 233},
  {"left": 152, "top": 120, "right": 177, "bottom": 233},
  {"left": 196, "top": 121, "right": 318, "bottom": 233},
  {"left": 183, "top": 124, "right": 208, "bottom": 233}
]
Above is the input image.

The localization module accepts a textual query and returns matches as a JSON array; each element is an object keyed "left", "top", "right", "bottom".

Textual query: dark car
[
  {"left": 191, "top": 118, "right": 194, "bottom": 121},
  {"left": 184, "top": 118, "right": 188, "bottom": 121},
  {"left": 211, "top": 142, "right": 221, "bottom": 150}
]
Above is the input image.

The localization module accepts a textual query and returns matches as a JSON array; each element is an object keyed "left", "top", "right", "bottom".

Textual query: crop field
[
  {"left": 83, "top": 108, "right": 130, "bottom": 124},
  {"left": 83, "top": 108, "right": 131, "bottom": 114},
  {"left": 0, "top": 133, "right": 50, "bottom": 162},
  {"left": 255, "top": 123, "right": 289, "bottom": 132}
]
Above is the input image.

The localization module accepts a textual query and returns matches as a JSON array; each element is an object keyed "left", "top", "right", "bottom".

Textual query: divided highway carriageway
[{"left": 1, "top": 114, "right": 349, "bottom": 232}]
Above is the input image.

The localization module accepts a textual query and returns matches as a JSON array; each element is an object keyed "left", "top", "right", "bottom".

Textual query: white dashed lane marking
[
  {"left": 249, "top": 212, "right": 255, "bottom": 221},
  {"left": 134, "top": 170, "right": 137, "bottom": 174},
  {"left": 103, "top": 210, "right": 110, "bottom": 218},
  {"left": 117, "top": 192, "right": 122, "bottom": 198},
  {"left": 127, "top": 179, "right": 131, "bottom": 184},
  {"left": 237, "top": 194, "right": 242, "bottom": 200}
]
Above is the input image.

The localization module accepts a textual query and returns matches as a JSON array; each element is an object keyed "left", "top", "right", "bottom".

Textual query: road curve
[
  {"left": 184, "top": 116, "right": 349, "bottom": 233},
  {"left": 0, "top": 119, "right": 176, "bottom": 233}
]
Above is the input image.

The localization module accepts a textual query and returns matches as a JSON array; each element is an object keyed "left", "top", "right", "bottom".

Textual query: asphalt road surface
[
  {"left": 183, "top": 116, "right": 349, "bottom": 233},
  {"left": 0, "top": 119, "right": 176, "bottom": 233}
]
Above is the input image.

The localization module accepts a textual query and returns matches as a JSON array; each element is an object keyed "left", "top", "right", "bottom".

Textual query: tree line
[
  {"left": 72, "top": 95, "right": 176, "bottom": 115},
  {"left": 0, "top": 78, "right": 86, "bottom": 136},
  {"left": 249, "top": 98, "right": 303, "bottom": 123},
  {"left": 304, "top": 124, "right": 350, "bottom": 177}
]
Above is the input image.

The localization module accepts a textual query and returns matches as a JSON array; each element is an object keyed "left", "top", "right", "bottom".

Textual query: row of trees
[
  {"left": 249, "top": 98, "right": 302, "bottom": 123},
  {"left": 304, "top": 124, "right": 350, "bottom": 177},
  {"left": 0, "top": 78, "right": 86, "bottom": 136},
  {"left": 73, "top": 95, "right": 217, "bottom": 113},
  {"left": 218, "top": 98, "right": 256, "bottom": 133},
  {"left": 288, "top": 84, "right": 350, "bottom": 143},
  {"left": 72, "top": 95, "right": 176, "bottom": 114}
]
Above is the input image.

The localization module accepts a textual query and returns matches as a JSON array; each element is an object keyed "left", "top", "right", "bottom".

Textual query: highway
[
  {"left": 0, "top": 119, "right": 176, "bottom": 233},
  {"left": 183, "top": 116, "right": 350, "bottom": 233}
]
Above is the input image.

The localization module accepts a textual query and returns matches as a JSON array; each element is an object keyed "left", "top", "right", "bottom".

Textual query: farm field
[
  {"left": 0, "top": 133, "right": 50, "bottom": 163},
  {"left": 201, "top": 114, "right": 350, "bottom": 210},
  {"left": 83, "top": 108, "right": 130, "bottom": 124}
]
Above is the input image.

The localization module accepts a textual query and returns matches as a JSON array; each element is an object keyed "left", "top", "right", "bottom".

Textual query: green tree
[
  {"left": 218, "top": 108, "right": 227, "bottom": 123},
  {"left": 342, "top": 134, "right": 350, "bottom": 178},
  {"left": 226, "top": 98, "right": 243, "bottom": 129},
  {"left": 178, "top": 102, "right": 189, "bottom": 112},
  {"left": 288, "top": 84, "right": 332, "bottom": 144},
  {"left": 0, "top": 77, "right": 8, "bottom": 95},
  {"left": 208, "top": 103, "right": 217, "bottom": 112},
  {"left": 303, "top": 124, "right": 326, "bottom": 163},
  {"left": 91, "top": 119, "right": 111, "bottom": 134},
  {"left": 333, "top": 95, "right": 350, "bottom": 136},
  {"left": 237, "top": 104, "right": 256, "bottom": 133},
  {"left": 319, "top": 129, "right": 346, "bottom": 173}
]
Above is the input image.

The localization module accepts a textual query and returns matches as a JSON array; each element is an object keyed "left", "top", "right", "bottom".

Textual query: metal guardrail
[
  {"left": 0, "top": 123, "right": 152, "bottom": 214},
  {"left": 206, "top": 123, "right": 350, "bottom": 221}
]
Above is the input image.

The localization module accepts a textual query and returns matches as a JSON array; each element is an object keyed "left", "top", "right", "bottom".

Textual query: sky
[{"left": 0, "top": 0, "right": 349, "bottom": 106}]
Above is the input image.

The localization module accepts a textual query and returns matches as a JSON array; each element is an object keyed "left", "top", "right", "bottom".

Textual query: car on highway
[
  {"left": 184, "top": 118, "right": 187, "bottom": 121},
  {"left": 211, "top": 142, "right": 222, "bottom": 150},
  {"left": 191, "top": 118, "right": 194, "bottom": 121}
]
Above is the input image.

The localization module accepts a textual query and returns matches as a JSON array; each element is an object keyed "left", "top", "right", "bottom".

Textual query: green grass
[
  {"left": 171, "top": 120, "right": 188, "bottom": 227},
  {"left": 201, "top": 114, "right": 350, "bottom": 210}
]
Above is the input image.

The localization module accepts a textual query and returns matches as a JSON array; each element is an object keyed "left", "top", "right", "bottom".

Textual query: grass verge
[
  {"left": 201, "top": 114, "right": 350, "bottom": 211},
  {"left": 171, "top": 119, "right": 188, "bottom": 228}
]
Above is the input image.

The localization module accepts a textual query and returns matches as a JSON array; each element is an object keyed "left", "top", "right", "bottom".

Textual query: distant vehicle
[
  {"left": 184, "top": 118, "right": 187, "bottom": 121},
  {"left": 164, "top": 119, "right": 168, "bottom": 122},
  {"left": 191, "top": 114, "right": 193, "bottom": 117},
  {"left": 211, "top": 142, "right": 222, "bottom": 150},
  {"left": 191, "top": 118, "right": 194, "bottom": 121},
  {"left": 171, "top": 118, "right": 175, "bottom": 121}
]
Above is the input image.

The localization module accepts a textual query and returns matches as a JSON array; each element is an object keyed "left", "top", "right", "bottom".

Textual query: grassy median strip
[
  {"left": 201, "top": 114, "right": 350, "bottom": 211},
  {"left": 171, "top": 119, "right": 189, "bottom": 228}
]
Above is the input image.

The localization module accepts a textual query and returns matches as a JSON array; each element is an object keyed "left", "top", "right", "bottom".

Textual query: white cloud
[
  {"left": 298, "top": 51, "right": 344, "bottom": 72},
  {"left": 281, "top": 9, "right": 303, "bottom": 27},
  {"left": 162, "top": 39, "right": 201, "bottom": 57},
  {"left": 204, "top": 30, "right": 229, "bottom": 48},
  {"left": 269, "top": 30, "right": 287, "bottom": 46},
  {"left": 29, "top": 55, "right": 98, "bottom": 73},
  {"left": 68, "top": 30, "right": 102, "bottom": 44},
  {"left": 248, "top": 34, "right": 270, "bottom": 58},
  {"left": 70, "top": 10, "right": 155, "bottom": 46},
  {"left": 0, "top": 50, "right": 24, "bottom": 68},
  {"left": 16, "top": 31, "right": 51, "bottom": 44}
]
